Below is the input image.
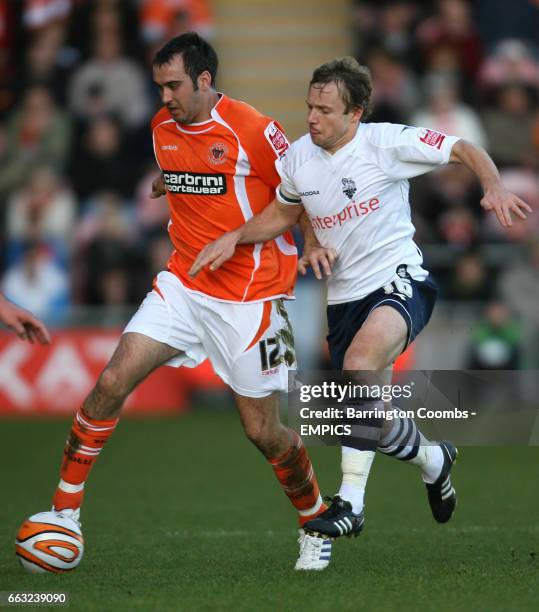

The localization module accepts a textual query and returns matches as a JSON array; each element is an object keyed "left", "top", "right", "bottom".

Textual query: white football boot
[
  {"left": 294, "top": 528, "right": 332, "bottom": 570},
  {"left": 51, "top": 507, "right": 81, "bottom": 526}
]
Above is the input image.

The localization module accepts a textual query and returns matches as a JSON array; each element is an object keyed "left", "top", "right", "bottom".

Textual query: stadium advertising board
[{"left": 0, "top": 331, "right": 224, "bottom": 414}]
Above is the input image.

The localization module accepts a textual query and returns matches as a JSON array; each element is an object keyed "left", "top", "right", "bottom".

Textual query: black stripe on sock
[
  {"left": 399, "top": 419, "right": 416, "bottom": 447},
  {"left": 380, "top": 417, "right": 405, "bottom": 449},
  {"left": 381, "top": 419, "right": 413, "bottom": 456},
  {"left": 399, "top": 429, "right": 421, "bottom": 461},
  {"left": 382, "top": 444, "right": 406, "bottom": 457}
]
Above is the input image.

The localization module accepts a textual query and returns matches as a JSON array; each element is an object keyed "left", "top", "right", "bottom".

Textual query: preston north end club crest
[{"left": 342, "top": 177, "right": 357, "bottom": 200}]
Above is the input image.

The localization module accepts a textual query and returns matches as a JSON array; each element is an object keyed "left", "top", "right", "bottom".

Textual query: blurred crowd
[
  {"left": 0, "top": 0, "right": 538, "bottom": 367},
  {"left": 353, "top": 0, "right": 539, "bottom": 244},
  {"left": 0, "top": 0, "right": 213, "bottom": 325},
  {"left": 352, "top": 0, "right": 539, "bottom": 368}
]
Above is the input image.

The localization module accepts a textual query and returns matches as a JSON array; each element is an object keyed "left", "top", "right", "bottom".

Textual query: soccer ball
[{"left": 15, "top": 511, "right": 84, "bottom": 573}]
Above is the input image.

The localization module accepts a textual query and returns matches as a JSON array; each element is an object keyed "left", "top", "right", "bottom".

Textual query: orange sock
[
  {"left": 52, "top": 407, "right": 118, "bottom": 511},
  {"left": 269, "top": 429, "right": 327, "bottom": 526}
]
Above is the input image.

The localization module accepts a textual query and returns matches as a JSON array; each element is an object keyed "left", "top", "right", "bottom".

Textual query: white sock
[
  {"left": 337, "top": 446, "right": 375, "bottom": 514},
  {"left": 413, "top": 444, "right": 444, "bottom": 483}
]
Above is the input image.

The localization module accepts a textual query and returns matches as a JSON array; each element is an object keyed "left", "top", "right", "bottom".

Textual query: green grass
[{"left": 1, "top": 412, "right": 538, "bottom": 611}]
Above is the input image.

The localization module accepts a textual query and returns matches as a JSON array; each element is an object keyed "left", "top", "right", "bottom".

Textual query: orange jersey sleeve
[{"left": 151, "top": 95, "right": 297, "bottom": 303}]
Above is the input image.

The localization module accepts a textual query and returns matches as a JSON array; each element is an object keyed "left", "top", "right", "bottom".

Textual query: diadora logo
[
  {"left": 341, "top": 177, "right": 357, "bottom": 200},
  {"left": 162, "top": 171, "right": 227, "bottom": 195},
  {"left": 300, "top": 190, "right": 320, "bottom": 197},
  {"left": 161, "top": 144, "right": 178, "bottom": 151}
]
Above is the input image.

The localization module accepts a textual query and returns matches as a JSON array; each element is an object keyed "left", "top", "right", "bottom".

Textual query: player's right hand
[
  {"left": 480, "top": 185, "right": 532, "bottom": 228},
  {"left": 298, "top": 244, "right": 338, "bottom": 280},
  {"left": 189, "top": 231, "right": 240, "bottom": 277},
  {"left": 150, "top": 174, "right": 167, "bottom": 198}
]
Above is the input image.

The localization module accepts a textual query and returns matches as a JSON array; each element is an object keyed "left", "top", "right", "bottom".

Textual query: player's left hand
[
  {"left": 150, "top": 174, "right": 167, "bottom": 198},
  {"left": 189, "top": 231, "right": 240, "bottom": 277},
  {"left": 481, "top": 186, "right": 532, "bottom": 228},
  {"left": 298, "top": 244, "right": 338, "bottom": 280}
]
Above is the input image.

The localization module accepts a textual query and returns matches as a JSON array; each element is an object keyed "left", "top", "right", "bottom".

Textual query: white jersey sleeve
[
  {"left": 366, "top": 123, "right": 460, "bottom": 180},
  {"left": 275, "top": 135, "right": 317, "bottom": 206},
  {"left": 276, "top": 152, "right": 302, "bottom": 205}
]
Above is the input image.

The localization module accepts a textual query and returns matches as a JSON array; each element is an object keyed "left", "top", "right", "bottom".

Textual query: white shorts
[{"left": 123, "top": 271, "right": 296, "bottom": 398}]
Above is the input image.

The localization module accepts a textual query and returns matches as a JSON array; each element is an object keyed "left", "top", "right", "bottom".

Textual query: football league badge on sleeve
[
  {"left": 264, "top": 122, "right": 290, "bottom": 158},
  {"left": 418, "top": 128, "right": 446, "bottom": 150}
]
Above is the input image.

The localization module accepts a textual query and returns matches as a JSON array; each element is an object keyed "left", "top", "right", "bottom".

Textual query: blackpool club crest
[
  {"left": 208, "top": 142, "right": 228, "bottom": 165},
  {"left": 341, "top": 177, "right": 357, "bottom": 200}
]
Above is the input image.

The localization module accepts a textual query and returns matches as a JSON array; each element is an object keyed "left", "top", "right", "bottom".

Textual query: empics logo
[{"left": 162, "top": 171, "right": 227, "bottom": 195}]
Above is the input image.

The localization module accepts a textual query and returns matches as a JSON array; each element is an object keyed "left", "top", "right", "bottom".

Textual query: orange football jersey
[{"left": 151, "top": 94, "right": 297, "bottom": 302}]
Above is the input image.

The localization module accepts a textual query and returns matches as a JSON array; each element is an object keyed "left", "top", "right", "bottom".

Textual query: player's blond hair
[{"left": 310, "top": 57, "right": 373, "bottom": 118}]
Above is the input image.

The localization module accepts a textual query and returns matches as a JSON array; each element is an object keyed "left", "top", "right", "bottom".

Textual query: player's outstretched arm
[
  {"left": 298, "top": 213, "right": 338, "bottom": 280},
  {"left": 450, "top": 140, "right": 532, "bottom": 228},
  {"left": 189, "top": 199, "right": 304, "bottom": 277},
  {"left": 0, "top": 294, "right": 51, "bottom": 344}
]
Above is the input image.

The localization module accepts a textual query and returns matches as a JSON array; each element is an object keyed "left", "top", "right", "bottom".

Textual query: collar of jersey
[
  {"left": 318, "top": 122, "right": 364, "bottom": 161},
  {"left": 174, "top": 93, "right": 227, "bottom": 133}
]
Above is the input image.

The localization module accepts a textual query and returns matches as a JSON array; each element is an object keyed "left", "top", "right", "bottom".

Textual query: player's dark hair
[
  {"left": 153, "top": 32, "right": 218, "bottom": 89},
  {"left": 310, "top": 57, "right": 373, "bottom": 118}
]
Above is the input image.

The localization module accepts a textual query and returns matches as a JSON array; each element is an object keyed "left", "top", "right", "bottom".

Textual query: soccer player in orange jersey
[
  {"left": 48, "top": 33, "right": 330, "bottom": 570},
  {"left": 0, "top": 293, "right": 51, "bottom": 344}
]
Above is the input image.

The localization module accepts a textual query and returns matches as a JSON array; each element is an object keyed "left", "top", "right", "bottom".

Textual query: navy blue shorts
[{"left": 327, "top": 266, "right": 438, "bottom": 370}]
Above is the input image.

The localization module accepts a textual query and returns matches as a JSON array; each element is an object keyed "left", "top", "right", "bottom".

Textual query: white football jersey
[{"left": 277, "top": 123, "right": 460, "bottom": 304}]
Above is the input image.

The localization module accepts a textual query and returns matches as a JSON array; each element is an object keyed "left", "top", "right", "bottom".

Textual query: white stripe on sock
[
  {"left": 58, "top": 479, "right": 84, "bottom": 493},
  {"left": 77, "top": 448, "right": 101, "bottom": 456},
  {"left": 77, "top": 413, "right": 115, "bottom": 432},
  {"left": 298, "top": 494, "right": 323, "bottom": 517},
  {"left": 79, "top": 444, "right": 100, "bottom": 452}
]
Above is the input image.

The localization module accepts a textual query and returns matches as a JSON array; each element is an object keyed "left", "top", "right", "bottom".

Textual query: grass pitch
[{"left": 1, "top": 411, "right": 538, "bottom": 611}]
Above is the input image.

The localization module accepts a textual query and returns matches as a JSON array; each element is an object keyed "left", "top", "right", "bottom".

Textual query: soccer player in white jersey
[{"left": 190, "top": 57, "right": 531, "bottom": 551}]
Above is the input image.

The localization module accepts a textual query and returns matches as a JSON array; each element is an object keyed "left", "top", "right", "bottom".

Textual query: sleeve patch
[
  {"left": 264, "top": 122, "right": 289, "bottom": 157},
  {"left": 418, "top": 128, "right": 446, "bottom": 150}
]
